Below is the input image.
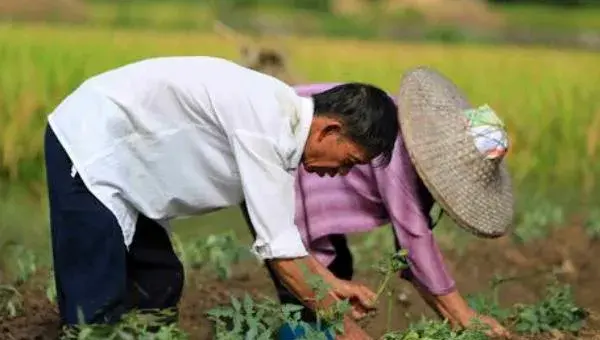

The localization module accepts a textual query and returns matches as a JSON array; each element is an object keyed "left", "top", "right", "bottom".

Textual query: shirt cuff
[{"left": 250, "top": 230, "right": 309, "bottom": 260}]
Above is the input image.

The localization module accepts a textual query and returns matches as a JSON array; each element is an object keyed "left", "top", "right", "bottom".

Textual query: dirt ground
[{"left": 2, "top": 223, "right": 599, "bottom": 340}]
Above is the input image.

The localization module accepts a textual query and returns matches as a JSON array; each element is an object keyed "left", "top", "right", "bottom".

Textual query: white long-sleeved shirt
[{"left": 47, "top": 56, "right": 312, "bottom": 260}]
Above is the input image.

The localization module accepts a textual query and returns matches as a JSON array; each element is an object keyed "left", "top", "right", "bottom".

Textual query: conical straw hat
[{"left": 397, "top": 66, "right": 514, "bottom": 238}]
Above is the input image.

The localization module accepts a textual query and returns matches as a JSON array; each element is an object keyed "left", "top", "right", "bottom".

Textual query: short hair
[{"left": 312, "top": 83, "right": 398, "bottom": 167}]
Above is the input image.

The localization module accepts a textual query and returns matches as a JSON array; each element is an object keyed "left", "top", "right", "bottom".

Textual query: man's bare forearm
[
  {"left": 269, "top": 255, "right": 372, "bottom": 339},
  {"left": 268, "top": 255, "right": 343, "bottom": 311}
]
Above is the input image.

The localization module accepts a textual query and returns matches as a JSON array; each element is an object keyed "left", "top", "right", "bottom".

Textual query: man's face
[{"left": 302, "top": 116, "right": 369, "bottom": 177}]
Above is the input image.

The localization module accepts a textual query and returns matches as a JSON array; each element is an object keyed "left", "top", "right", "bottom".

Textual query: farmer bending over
[
  {"left": 43, "top": 56, "right": 398, "bottom": 339},
  {"left": 242, "top": 68, "right": 514, "bottom": 339}
]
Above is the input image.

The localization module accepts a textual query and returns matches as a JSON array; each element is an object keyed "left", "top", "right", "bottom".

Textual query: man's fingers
[
  {"left": 332, "top": 280, "right": 377, "bottom": 311},
  {"left": 350, "top": 307, "right": 368, "bottom": 320},
  {"left": 360, "top": 285, "right": 377, "bottom": 302},
  {"left": 354, "top": 285, "right": 377, "bottom": 309}
]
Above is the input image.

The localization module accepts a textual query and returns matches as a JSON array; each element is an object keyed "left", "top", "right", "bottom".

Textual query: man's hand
[
  {"left": 330, "top": 279, "right": 377, "bottom": 319},
  {"left": 268, "top": 255, "right": 375, "bottom": 337}
]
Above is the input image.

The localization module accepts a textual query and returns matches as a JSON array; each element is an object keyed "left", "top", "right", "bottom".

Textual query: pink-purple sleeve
[
  {"left": 372, "top": 137, "right": 456, "bottom": 296},
  {"left": 293, "top": 83, "right": 343, "bottom": 97}
]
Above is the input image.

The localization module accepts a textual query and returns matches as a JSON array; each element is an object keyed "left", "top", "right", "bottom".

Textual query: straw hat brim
[{"left": 396, "top": 66, "right": 514, "bottom": 238}]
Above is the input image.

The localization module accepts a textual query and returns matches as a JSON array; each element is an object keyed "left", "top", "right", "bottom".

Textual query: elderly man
[
  {"left": 43, "top": 56, "right": 399, "bottom": 338},
  {"left": 241, "top": 68, "right": 514, "bottom": 339}
]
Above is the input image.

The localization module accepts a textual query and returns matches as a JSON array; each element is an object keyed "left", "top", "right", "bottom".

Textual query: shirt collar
[{"left": 289, "top": 96, "right": 314, "bottom": 169}]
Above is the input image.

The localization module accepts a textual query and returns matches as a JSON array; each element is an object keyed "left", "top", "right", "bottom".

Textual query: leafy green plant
[
  {"left": 0, "top": 284, "right": 23, "bottom": 318},
  {"left": 207, "top": 294, "right": 306, "bottom": 340},
  {"left": 373, "top": 249, "right": 409, "bottom": 302},
  {"left": 177, "top": 232, "right": 253, "bottom": 280},
  {"left": 46, "top": 270, "right": 57, "bottom": 304},
  {"left": 585, "top": 209, "right": 600, "bottom": 239},
  {"left": 513, "top": 200, "right": 564, "bottom": 243},
  {"left": 207, "top": 260, "right": 356, "bottom": 340},
  {"left": 2, "top": 242, "right": 37, "bottom": 285},
  {"left": 466, "top": 274, "right": 512, "bottom": 321},
  {"left": 350, "top": 228, "right": 396, "bottom": 269},
  {"left": 302, "top": 269, "right": 351, "bottom": 335},
  {"left": 511, "top": 282, "right": 588, "bottom": 334},
  {"left": 381, "top": 318, "right": 489, "bottom": 340},
  {"left": 60, "top": 309, "right": 187, "bottom": 340}
]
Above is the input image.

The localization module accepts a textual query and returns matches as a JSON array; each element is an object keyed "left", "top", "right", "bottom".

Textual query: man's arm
[
  {"left": 269, "top": 256, "right": 373, "bottom": 318},
  {"left": 231, "top": 130, "right": 374, "bottom": 338}
]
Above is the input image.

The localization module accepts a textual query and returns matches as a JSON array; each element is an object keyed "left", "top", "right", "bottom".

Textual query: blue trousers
[{"left": 44, "top": 125, "right": 184, "bottom": 326}]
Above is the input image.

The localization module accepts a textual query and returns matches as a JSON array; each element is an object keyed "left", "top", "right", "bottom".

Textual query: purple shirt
[{"left": 292, "top": 83, "right": 455, "bottom": 295}]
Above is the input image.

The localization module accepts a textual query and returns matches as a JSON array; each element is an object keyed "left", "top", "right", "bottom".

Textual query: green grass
[
  {"left": 2, "top": 23, "right": 599, "bottom": 197},
  {"left": 86, "top": 2, "right": 214, "bottom": 30},
  {"left": 4, "top": 1, "right": 600, "bottom": 42},
  {"left": 497, "top": 3, "right": 600, "bottom": 33},
  {"left": 70, "top": 1, "right": 600, "bottom": 35}
]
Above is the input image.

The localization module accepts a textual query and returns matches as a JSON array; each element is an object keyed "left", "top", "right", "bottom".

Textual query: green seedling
[
  {"left": 2, "top": 242, "right": 37, "bottom": 285},
  {"left": 511, "top": 282, "right": 587, "bottom": 334},
  {"left": 0, "top": 284, "right": 23, "bottom": 318},
  {"left": 585, "top": 209, "right": 600, "bottom": 239},
  {"left": 60, "top": 309, "right": 187, "bottom": 340},
  {"left": 46, "top": 270, "right": 57, "bottom": 304},
  {"left": 373, "top": 249, "right": 409, "bottom": 303},
  {"left": 177, "top": 232, "right": 253, "bottom": 280},
  {"left": 380, "top": 317, "right": 489, "bottom": 340},
  {"left": 466, "top": 274, "right": 512, "bottom": 322},
  {"left": 207, "top": 262, "right": 352, "bottom": 339},
  {"left": 513, "top": 200, "right": 564, "bottom": 244},
  {"left": 207, "top": 294, "right": 304, "bottom": 340}
]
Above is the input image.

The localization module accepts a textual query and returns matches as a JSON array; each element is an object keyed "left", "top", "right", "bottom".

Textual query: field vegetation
[
  {"left": 0, "top": 6, "right": 600, "bottom": 339},
  {"left": 1, "top": 0, "right": 600, "bottom": 47}
]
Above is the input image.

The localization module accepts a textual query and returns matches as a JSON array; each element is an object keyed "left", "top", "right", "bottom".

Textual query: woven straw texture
[{"left": 397, "top": 66, "right": 514, "bottom": 238}]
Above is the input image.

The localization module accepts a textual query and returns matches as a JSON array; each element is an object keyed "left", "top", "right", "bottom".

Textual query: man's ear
[{"left": 320, "top": 120, "right": 343, "bottom": 139}]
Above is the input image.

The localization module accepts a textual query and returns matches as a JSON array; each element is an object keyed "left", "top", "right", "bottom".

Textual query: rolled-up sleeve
[
  {"left": 232, "top": 130, "right": 308, "bottom": 260},
  {"left": 373, "top": 137, "right": 456, "bottom": 295}
]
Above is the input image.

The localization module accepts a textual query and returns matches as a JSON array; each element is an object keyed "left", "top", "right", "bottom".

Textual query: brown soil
[
  {"left": 2, "top": 224, "right": 599, "bottom": 340},
  {"left": 0, "top": 271, "right": 60, "bottom": 340}
]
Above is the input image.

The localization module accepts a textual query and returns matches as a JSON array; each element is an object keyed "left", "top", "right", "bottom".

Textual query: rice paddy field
[{"left": 1, "top": 22, "right": 600, "bottom": 339}]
